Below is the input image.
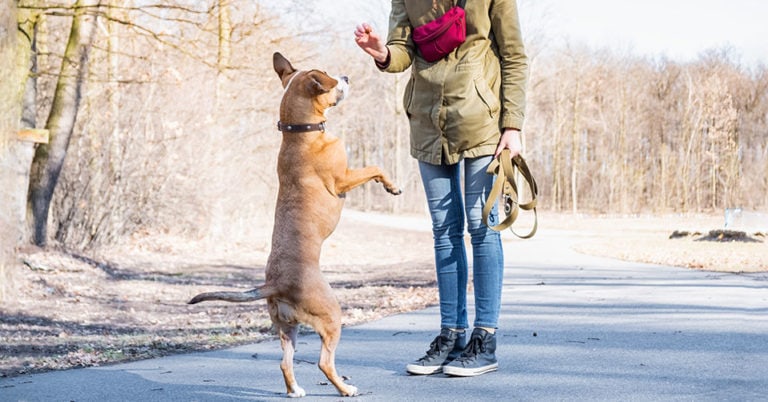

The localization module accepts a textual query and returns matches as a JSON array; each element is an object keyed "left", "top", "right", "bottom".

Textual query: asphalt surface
[{"left": 3, "top": 215, "right": 768, "bottom": 402}]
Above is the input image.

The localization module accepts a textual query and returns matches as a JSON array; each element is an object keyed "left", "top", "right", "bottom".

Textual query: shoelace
[
  {"left": 456, "top": 335, "right": 484, "bottom": 362},
  {"left": 421, "top": 335, "right": 451, "bottom": 360}
]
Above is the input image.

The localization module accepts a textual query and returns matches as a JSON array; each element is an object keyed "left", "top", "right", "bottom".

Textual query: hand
[
  {"left": 354, "top": 23, "right": 388, "bottom": 63},
  {"left": 494, "top": 128, "right": 523, "bottom": 158}
]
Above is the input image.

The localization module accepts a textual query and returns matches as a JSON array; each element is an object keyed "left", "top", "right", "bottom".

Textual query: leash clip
[{"left": 503, "top": 194, "right": 513, "bottom": 214}]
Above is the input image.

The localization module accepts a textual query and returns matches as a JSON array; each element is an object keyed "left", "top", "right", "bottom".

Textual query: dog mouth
[{"left": 333, "top": 75, "right": 349, "bottom": 104}]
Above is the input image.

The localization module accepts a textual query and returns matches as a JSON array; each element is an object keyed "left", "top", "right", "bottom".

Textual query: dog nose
[{"left": 340, "top": 76, "right": 349, "bottom": 84}]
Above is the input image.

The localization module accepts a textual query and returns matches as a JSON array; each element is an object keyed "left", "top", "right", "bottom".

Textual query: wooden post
[{"left": 17, "top": 128, "right": 50, "bottom": 144}]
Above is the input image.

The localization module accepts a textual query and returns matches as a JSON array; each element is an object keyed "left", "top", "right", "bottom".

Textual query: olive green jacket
[{"left": 381, "top": 0, "right": 528, "bottom": 165}]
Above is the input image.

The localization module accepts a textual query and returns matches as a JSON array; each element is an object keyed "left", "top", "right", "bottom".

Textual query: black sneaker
[
  {"left": 442, "top": 328, "right": 498, "bottom": 377},
  {"left": 406, "top": 328, "right": 466, "bottom": 375}
]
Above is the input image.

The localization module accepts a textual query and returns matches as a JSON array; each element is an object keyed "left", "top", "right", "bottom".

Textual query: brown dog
[{"left": 189, "top": 52, "right": 400, "bottom": 398}]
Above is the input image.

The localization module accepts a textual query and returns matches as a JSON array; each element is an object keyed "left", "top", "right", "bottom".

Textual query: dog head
[{"left": 273, "top": 52, "right": 349, "bottom": 119}]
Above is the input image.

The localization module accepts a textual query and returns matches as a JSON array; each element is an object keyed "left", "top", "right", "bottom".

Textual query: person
[{"left": 354, "top": 0, "right": 528, "bottom": 377}]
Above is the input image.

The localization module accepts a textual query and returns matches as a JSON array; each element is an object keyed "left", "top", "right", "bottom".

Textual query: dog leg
[
  {"left": 315, "top": 324, "right": 358, "bottom": 397},
  {"left": 335, "top": 166, "right": 401, "bottom": 195},
  {"left": 278, "top": 324, "right": 305, "bottom": 398}
]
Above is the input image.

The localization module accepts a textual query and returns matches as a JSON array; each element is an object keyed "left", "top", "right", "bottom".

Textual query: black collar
[{"left": 277, "top": 121, "right": 326, "bottom": 133}]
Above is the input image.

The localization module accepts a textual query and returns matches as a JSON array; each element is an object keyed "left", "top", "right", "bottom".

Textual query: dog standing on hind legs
[{"left": 188, "top": 52, "right": 401, "bottom": 398}]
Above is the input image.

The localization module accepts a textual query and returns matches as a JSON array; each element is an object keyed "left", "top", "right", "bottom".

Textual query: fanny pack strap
[{"left": 482, "top": 149, "right": 539, "bottom": 239}]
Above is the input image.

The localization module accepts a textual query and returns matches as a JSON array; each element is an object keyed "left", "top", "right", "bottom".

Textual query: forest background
[{"left": 3, "top": 0, "right": 766, "bottom": 251}]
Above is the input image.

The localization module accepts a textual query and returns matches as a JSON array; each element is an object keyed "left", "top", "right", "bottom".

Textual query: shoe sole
[
  {"left": 442, "top": 362, "right": 499, "bottom": 377},
  {"left": 406, "top": 364, "right": 443, "bottom": 375}
]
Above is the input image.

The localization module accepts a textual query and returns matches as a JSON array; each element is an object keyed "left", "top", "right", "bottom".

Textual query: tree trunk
[
  {"left": 215, "top": 0, "right": 231, "bottom": 109},
  {"left": 618, "top": 84, "right": 628, "bottom": 213},
  {"left": 2, "top": 0, "right": 29, "bottom": 300},
  {"left": 217, "top": 0, "right": 232, "bottom": 71},
  {"left": 20, "top": 17, "right": 38, "bottom": 130},
  {"left": 569, "top": 80, "right": 581, "bottom": 214},
  {"left": 28, "top": 0, "right": 100, "bottom": 246},
  {"left": 551, "top": 77, "right": 564, "bottom": 211}
]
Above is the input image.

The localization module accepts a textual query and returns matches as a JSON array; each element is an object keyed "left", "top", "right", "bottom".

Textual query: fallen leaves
[{"left": 0, "top": 223, "right": 437, "bottom": 378}]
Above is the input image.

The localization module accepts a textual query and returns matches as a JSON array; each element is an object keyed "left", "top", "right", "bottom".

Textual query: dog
[{"left": 189, "top": 52, "right": 401, "bottom": 398}]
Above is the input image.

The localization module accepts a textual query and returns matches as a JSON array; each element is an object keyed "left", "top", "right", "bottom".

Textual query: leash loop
[{"left": 482, "top": 149, "right": 538, "bottom": 239}]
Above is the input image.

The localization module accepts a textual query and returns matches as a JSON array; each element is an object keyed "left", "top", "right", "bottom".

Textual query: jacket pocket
[{"left": 474, "top": 75, "right": 500, "bottom": 118}]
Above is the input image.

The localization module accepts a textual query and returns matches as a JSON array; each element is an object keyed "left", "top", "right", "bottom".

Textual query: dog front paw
[{"left": 385, "top": 185, "right": 402, "bottom": 195}]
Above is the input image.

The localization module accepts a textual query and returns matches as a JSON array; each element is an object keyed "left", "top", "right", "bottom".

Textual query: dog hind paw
[
  {"left": 287, "top": 385, "right": 306, "bottom": 398},
  {"left": 339, "top": 385, "right": 359, "bottom": 397}
]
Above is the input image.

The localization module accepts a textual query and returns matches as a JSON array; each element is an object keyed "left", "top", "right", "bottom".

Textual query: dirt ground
[{"left": 1, "top": 211, "right": 766, "bottom": 378}]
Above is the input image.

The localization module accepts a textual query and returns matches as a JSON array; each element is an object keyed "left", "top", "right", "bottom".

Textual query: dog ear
[
  {"left": 273, "top": 52, "right": 296, "bottom": 85},
  {"left": 306, "top": 71, "right": 339, "bottom": 95}
]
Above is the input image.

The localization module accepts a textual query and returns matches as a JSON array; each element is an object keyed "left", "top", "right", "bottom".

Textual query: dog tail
[{"left": 188, "top": 287, "right": 267, "bottom": 304}]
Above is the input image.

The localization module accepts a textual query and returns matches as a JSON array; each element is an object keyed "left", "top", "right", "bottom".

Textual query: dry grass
[
  {"left": 0, "top": 218, "right": 437, "bottom": 378},
  {"left": 1, "top": 212, "right": 765, "bottom": 378},
  {"left": 556, "top": 213, "right": 768, "bottom": 273}
]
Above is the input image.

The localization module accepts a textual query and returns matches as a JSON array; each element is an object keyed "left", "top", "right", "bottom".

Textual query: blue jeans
[{"left": 418, "top": 156, "right": 504, "bottom": 330}]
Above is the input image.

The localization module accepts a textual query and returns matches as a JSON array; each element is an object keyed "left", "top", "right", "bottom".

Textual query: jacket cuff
[
  {"left": 375, "top": 49, "right": 392, "bottom": 70},
  {"left": 502, "top": 116, "right": 524, "bottom": 131}
]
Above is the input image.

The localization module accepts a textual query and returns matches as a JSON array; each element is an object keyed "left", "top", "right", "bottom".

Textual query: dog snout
[{"left": 332, "top": 75, "right": 349, "bottom": 104}]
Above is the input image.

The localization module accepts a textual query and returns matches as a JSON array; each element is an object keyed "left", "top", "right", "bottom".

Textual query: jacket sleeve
[
  {"left": 490, "top": 0, "right": 529, "bottom": 130},
  {"left": 381, "top": 0, "right": 415, "bottom": 73}
]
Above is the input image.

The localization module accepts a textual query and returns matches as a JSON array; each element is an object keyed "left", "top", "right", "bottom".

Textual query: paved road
[{"left": 3, "top": 216, "right": 767, "bottom": 401}]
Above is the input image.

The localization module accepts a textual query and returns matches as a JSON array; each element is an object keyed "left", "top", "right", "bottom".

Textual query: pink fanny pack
[{"left": 412, "top": 0, "right": 467, "bottom": 62}]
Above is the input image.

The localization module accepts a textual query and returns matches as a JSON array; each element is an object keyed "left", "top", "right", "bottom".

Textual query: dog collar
[{"left": 277, "top": 121, "right": 326, "bottom": 133}]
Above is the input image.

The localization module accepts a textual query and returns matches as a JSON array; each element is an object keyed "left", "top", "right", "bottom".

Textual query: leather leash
[{"left": 482, "top": 149, "right": 538, "bottom": 239}]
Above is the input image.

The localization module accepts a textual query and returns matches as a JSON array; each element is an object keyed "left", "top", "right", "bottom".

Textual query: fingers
[
  {"left": 494, "top": 143, "right": 505, "bottom": 158},
  {"left": 354, "top": 23, "right": 371, "bottom": 48},
  {"left": 354, "top": 22, "right": 388, "bottom": 63},
  {"left": 495, "top": 130, "right": 523, "bottom": 158},
  {"left": 354, "top": 24, "right": 365, "bottom": 38},
  {"left": 354, "top": 23, "right": 373, "bottom": 39}
]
